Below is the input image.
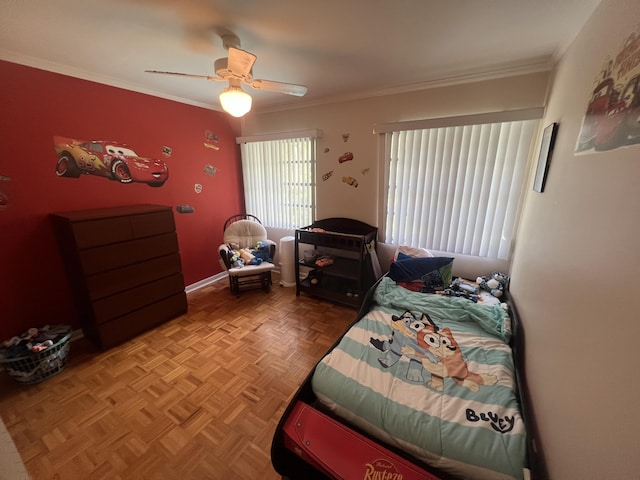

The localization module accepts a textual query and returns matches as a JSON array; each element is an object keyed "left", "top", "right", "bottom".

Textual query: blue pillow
[{"left": 389, "top": 257, "right": 454, "bottom": 291}]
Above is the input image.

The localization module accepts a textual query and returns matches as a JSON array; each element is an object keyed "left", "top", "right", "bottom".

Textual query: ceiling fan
[{"left": 145, "top": 34, "right": 308, "bottom": 117}]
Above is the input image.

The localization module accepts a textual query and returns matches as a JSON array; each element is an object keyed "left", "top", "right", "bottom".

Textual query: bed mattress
[{"left": 311, "top": 276, "right": 527, "bottom": 480}]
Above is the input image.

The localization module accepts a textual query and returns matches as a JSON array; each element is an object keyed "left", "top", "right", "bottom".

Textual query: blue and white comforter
[{"left": 311, "top": 277, "right": 526, "bottom": 480}]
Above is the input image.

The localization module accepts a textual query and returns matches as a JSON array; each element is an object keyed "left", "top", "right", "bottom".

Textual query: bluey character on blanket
[
  {"left": 369, "top": 311, "right": 437, "bottom": 382},
  {"left": 402, "top": 313, "right": 498, "bottom": 392}
]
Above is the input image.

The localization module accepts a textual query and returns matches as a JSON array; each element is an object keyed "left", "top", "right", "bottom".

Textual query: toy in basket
[{"left": 0, "top": 325, "right": 72, "bottom": 384}]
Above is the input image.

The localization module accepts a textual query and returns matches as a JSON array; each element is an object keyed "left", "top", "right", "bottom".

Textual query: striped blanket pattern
[{"left": 311, "top": 277, "right": 526, "bottom": 480}]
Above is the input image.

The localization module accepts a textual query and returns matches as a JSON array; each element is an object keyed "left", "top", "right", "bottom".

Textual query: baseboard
[{"left": 185, "top": 272, "right": 228, "bottom": 294}]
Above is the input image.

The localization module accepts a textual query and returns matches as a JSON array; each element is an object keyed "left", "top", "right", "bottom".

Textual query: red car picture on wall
[
  {"left": 53, "top": 137, "right": 169, "bottom": 187},
  {"left": 576, "top": 28, "right": 640, "bottom": 153}
]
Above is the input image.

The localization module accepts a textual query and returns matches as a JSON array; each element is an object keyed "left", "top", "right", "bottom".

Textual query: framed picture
[{"left": 533, "top": 122, "right": 558, "bottom": 193}]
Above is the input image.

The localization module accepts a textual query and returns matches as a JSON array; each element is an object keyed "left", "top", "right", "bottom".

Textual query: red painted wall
[{"left": 0, "top": 60, "right": 244, "bottom": 340}]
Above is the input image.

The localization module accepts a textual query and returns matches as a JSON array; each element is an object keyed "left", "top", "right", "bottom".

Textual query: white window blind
[
  {"left": 239, "top": 133, "right": 317, "bottom": 229},
  {"left": 379, "top": 114, "right": 540, "bottom": 260}
]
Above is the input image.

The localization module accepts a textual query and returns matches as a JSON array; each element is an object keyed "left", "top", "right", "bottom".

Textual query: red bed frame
[{"left": 270, "top": 278, "right": 539, "bottom": 479}]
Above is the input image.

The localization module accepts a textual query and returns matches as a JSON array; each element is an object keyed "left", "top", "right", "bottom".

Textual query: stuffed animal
[
  {"left": 476, "top": 272, "right": 510, "bottom": 298},
  {"left": 450, "top": 277, "right": 479, "bottom": 294},
  {"left": 253, "top": 241, "right": 272, "bottom": 263},
  {"left": 239, "top": 248, "right": 262, "bottom": 265},
  {"left": 443, "top": 277, "right": 480, "bottom": 302},
  {"left": 228, "top": 250, "right": 244, "bottom": 268}
]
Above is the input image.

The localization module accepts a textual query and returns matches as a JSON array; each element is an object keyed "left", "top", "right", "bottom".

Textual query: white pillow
[{"left": 393, "top": 245, "right": 434, "bottom": 260}]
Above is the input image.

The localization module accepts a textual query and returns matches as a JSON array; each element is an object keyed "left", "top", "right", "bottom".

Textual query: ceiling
[{"left": 0, "top": 0, "right": 602, "bottom": 114}]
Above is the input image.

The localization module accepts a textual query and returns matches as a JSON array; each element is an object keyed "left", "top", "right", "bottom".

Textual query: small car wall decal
[{"left": 54, "top": 139, "right": 169, "bottom": 187}]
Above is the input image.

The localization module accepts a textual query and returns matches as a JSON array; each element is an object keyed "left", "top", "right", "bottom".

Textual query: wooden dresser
[{"left": 51, "top": 204, "right": 188, "bottom": 350}]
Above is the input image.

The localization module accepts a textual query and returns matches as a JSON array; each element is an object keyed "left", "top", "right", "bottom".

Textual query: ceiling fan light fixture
[{"left": 219, "top": 86, "right": 252, "bottom": 117}]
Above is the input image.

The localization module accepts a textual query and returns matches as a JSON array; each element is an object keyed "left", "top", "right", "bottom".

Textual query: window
[
  {"left": 238, "top": 130, "right": 319, "bottom": 229},
  {"left": 376, "top": 109, "right": 542, "bottom": 260}
]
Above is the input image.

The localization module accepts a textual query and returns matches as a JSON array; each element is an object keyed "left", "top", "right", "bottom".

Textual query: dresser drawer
[
  {"left": 68, "top": 209, "right": 175, "bottom": 249},
  {"left": 131, "top": 209, "right": 176, "bottom": 238},
  {"left": 87, "top": 253, "right": 183, "bottom": 300},
  {"left": 79, "top": 233, "right": 179, "bottom": 275},
  {"left": 71, "top": 216, "right": 134, "bottom": 248},
  {"left": 97, "top": 292, "right": 188, "bottom": 349},
  {"left": 92, "top": 273, "right": 185, "bottom": 325}
]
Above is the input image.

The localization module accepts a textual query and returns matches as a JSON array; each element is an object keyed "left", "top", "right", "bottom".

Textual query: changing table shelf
[{"left": 295, "top": 218, "right": 378, "bottom": 308}]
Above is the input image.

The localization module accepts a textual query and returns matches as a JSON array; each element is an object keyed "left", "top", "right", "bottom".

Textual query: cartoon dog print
[
  {"left": 370, "top": 310, "right": 437, "bottom": 382},
  {"left": 403, "top": 314, "right": 498, "bottom": 392}
]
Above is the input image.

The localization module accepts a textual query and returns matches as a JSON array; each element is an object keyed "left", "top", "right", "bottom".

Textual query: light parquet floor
[{"left": 0, "top": 273, "right": 356, "bottom": 479}]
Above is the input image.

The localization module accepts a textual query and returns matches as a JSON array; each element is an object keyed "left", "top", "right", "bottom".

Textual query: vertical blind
[
  {"left": 240, "top": 136, "right": 316, "bottom": 229},
  {"left": 382, "top": 118, "right": 539, "bottom": 260}
]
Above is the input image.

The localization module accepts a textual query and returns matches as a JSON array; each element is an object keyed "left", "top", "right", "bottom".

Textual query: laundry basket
[{"left": 0, "top": 331, "right": 71, "bottom": 384}]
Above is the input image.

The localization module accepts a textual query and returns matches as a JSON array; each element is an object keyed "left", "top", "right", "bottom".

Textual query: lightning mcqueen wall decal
[{"left": 53, "top": 137, "right": 169, "bottom": 187}]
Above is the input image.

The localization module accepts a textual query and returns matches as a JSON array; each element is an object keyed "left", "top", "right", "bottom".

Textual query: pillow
[
  {"left": 389, "top": 257, "right": 454, "bottom": 293},
  {"left": 393, "top": 245, "right": 434, "bottom": 261}
]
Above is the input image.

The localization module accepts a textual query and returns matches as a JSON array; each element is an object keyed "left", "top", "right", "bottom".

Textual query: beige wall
[
  {"left": 241, "top": 17, "right": 640, "bottom": 475},
  {"left": 510, "top": 0, "right": 640, "bottom": 478},
  {"left": 242, "top": 72, "right": 549, "bottom": 227}
]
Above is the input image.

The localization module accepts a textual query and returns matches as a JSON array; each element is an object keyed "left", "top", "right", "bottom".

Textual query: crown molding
[
  {"left": 2, "top": 49, "right": 552, "bottom": 116},
  {"left": 258, "top": 58, "right": 554, "bottom": 114},
  {"left": 0, "top": 50, "right": 219, "bottom": 111}
]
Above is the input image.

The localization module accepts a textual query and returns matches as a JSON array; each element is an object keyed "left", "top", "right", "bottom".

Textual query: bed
[{"left": 271, "top": 255, "right": 531, "bottom": 480}]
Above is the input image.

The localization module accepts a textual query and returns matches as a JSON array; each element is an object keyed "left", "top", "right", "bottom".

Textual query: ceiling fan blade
[
  {"left": 144, "top": 70, "right": 224, "bottom": 82},
  {"left": 227, "top": 48, "right": 256, "bottom": 78},
  {"left": 248, "top": 79, "right": 308, "bottom": 97}
]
